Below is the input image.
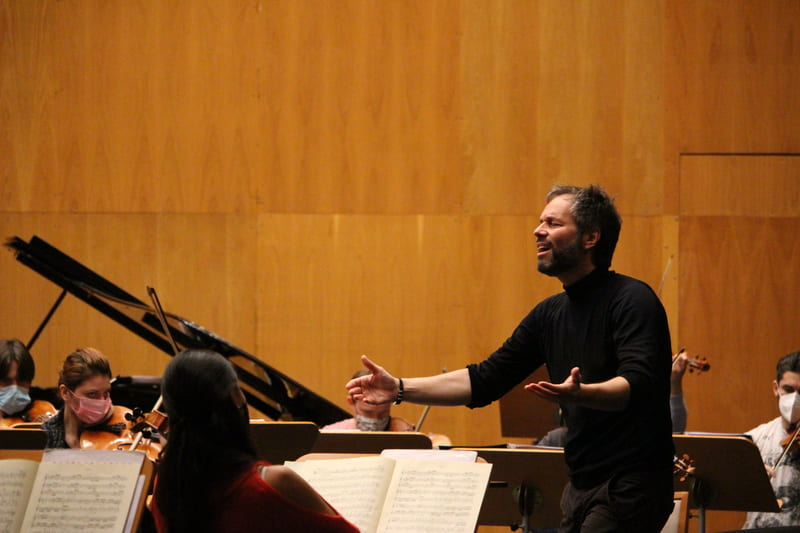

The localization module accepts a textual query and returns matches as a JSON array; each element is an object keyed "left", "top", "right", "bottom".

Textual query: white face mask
[
  {"left": 779, "top": 391, "right": 800, "bottom": 424},
  {"left": 355, "top": 414, "right": 390, "bottom": 432}
]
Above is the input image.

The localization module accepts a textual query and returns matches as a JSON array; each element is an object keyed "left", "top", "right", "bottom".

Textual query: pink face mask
[{"left": 69, "top": 390, "right": 112, "bottom": 425}]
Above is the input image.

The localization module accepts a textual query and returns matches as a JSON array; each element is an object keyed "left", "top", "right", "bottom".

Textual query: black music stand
[
  {"left": 672, "top": 434, "right": 780, "bottom": 533},
  {"left": 456, "top": 447, "right": 568, "bottom": 532},
  {"left": 499, "top": 367, "right": 557, "bottom": 439},
  {"left": 312, "top": 430, "right": 432, "bottom": 454},
  {"left": 0, "top": 428, "right": 47, "bottom": 450},
  {"left": 249, "top": 421, "right": 319, "bottom": 464}
]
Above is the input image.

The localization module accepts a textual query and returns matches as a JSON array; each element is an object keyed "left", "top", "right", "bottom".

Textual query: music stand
[
  {"left": 499, "top": 367, "right": 556, "bottom": 439},
  {"left": 249, "top": 421, "right": 319, "bottom": 464},
  {"left": 456, "top": 446, "right": 568, "bottom": 532},
  {"left": 672, "top": 434, "right": 779, "bottom": 533},
  {"left": 0, "top": 428, "right": 47, "bottom": 450},
  {"left": 312, "top": 430, "right": 432, "bottom": 454}
]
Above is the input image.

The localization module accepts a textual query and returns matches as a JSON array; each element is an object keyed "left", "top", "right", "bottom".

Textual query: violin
[
  {"left": 0, "top": 399, "right": 57, "bottom": 427},
  {"left": 776, "top": 425, "right": 800, "bottom": 468},
  {"left": 672, "top": 349, "right": 710, "bottom": 374},
  {"left": 79, "top": 404, "right": 163, "bottom": 462}
]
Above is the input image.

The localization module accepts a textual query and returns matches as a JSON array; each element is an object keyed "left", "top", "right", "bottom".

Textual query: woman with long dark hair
[{"left": 151, "top": 349, "right": 358, "bottom": 533}]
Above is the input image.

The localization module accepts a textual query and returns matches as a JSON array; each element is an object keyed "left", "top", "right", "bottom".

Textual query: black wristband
[{"left": 394, "top": 378, "right": 404, "bottom": 405}]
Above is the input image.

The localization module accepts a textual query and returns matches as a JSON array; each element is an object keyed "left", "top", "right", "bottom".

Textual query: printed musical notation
[
  {"left": 0, "top": 449, "right": 148, "bottom": 533},
  {"left": 286, "top": 455, "right": 491, "bottom": 533}
]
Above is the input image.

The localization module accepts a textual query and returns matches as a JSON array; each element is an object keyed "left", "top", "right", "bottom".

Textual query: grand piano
[{"left": 5, "top": 235, "right": 350, "bottom": 427}]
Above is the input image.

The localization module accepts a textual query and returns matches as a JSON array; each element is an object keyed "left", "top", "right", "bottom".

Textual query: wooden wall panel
[
  {"left": 680, "top": 155, "right": 800, "bottom": 217},
  {"left": 678, "top": 155, "right": 800, "bottom": 432},
  {"left": 461, "top": 1, "right": 666, "bottom": 215},
  {"left": 679, "top": 216, "right": 800, "bottom": 433},
  {"left": 666, "top": 0, "right": 800, "bottom": 154},
  {"left": 255, "top": 213, "right": 551, "bottom": 445},
  {"left": 1, "top": 1, "right": 266, "bottom": 213},
  {"left": 677, "top": 155, "right": 800, "bottom": 532},
  {"left": 259, "top": 1, "right": 467, "bottom": 214},
  {"left": 1, "top": 1, "right": 668, "bottom": 217}
]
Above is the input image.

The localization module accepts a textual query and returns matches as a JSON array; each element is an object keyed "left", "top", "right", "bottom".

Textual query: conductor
[{"left": 346, "top": 184, "right": 675, "bottom": 533}]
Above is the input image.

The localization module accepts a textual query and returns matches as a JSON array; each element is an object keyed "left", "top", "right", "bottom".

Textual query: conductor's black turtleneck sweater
[{"left": 467, "top": 268, "right": 674, "bottom": 488}]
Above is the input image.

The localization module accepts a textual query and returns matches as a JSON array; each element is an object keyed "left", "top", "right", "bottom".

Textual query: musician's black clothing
[{"left": 466, "top": 268, "right": 674, "bottom": 531}]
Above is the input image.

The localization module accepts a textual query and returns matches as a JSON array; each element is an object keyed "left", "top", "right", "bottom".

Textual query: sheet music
[
  {"left": 376, "top": 460, "right": 491, "bottom": 533},
  {"left": 123, "top": 475, "right": 147, "bottom": 533},
  {"left": 380, "top": 449, "right": 478, "bottom": 462},
  {"left": 0, "top": 459, "right": 39, "bottom": 533},
  {"left": 286, "top": 456, "right": 395, "bottom": 533},
  {"left": 19, "top": 450, "right": 144, "bottom": 533},
  {"left": 287, "top": 456, "right": 491, "bottom": 533}
]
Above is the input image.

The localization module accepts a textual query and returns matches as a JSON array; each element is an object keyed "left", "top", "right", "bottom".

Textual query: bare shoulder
[
  {"left": 260, "top": 464, "right": 306, "bottom": 490},
  {"left": 260, "top": 465, "right": 336, "bottom": 515}
]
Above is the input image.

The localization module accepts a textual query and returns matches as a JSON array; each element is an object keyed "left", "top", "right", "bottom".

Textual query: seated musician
[
  {"left": 150, "top": 349, "right": 359, "bottom": 533},
  {"left": 321, "top": 368, "right": 452, "bottom": 448},
  {"left": 42, "top": 347, "right": 131, "bottom": 449},
  {"left": 743, "top": 349, "right": 800, "bottom": 529},
  {"left": 0, "top": 338, "right": 56, "bottom": 426}
]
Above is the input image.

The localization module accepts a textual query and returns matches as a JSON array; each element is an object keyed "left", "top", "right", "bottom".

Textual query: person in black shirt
[{"left": 346, "top": 184, "right": 674, "bottom": 533}]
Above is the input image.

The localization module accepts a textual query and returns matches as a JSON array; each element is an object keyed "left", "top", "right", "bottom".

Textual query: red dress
[{"left": 151, "top": 461, "right": 359, "bottom": 533}]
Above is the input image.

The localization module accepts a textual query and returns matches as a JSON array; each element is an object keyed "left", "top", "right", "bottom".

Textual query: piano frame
[{"left": 6, "top": 235, "right": 350, "bottom": 427}]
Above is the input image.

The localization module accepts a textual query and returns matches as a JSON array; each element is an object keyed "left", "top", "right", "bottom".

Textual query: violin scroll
[
  {"left": 673, "top": 453, "right": 696, "bottom": 482},
  {"left": 686, "top": 356, "right": 710, "bottom": 373},
  {"left": 673, "top": 349, "right": 710, "bottom": 374},
  {"left": 126, "top": 406, "right": 169, "bottom": 439}
]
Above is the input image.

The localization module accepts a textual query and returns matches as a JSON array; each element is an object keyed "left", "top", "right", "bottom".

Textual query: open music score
[
  {"left": 0, "top": 448, "right": 152, "bottom": 533},
  {"left": 285, "top": 453, "right": 492, "bottom": 533}
]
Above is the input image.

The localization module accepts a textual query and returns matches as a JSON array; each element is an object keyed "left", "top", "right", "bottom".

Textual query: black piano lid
[{"left": 5, "top": 235, "right": 350, "bottom": 427}]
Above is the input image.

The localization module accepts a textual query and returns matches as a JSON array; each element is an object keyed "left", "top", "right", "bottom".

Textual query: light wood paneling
[
  {"left": 256, "top": 213, "right": 552, "bottom": 446},
  {"left": 461, "top": 1, "right": 666, "bottom": 215},
  {"left": 666, "top": 0, "right": 800, "bottom": 154},
  {"left": 1, "top": 1, "right": 668, "bottom": 216},
  {"left": 680, "top": 155, "right": 800, "bottom": 217},
  {"left": 1, "top": 2, "right": 266, "bottom": 213},
  {"left": 679, "top": 216, "right": 800, "bottom": 432},
  {"left": 259, "top": 1, "right": 467, "bottom": 214},
  {"left": 677, "top": 155, "right": 800, "bottom": 532}
]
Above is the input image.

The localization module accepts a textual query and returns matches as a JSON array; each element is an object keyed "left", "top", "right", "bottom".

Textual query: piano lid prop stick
[
  {"left": 147, "top": 285, "right": 180, "bottom": 356},
  {"left": 127, "top": 286, "right": 176, "bottom": 451}
]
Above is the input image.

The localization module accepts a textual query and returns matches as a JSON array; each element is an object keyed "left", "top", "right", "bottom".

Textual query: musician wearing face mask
[
  {"left": 743, "top": 350, "right": 800, "bottom": 529},
  {"left": 322, "top": 368, "right": 452, "bottom": 448},
  {"left": 0, "top": 338, "right": 56, "bottom": 426},
  {"left": 42, "top": 347, "right": 129, "bottom": 449}
]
